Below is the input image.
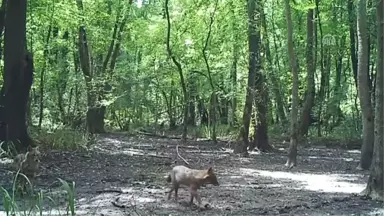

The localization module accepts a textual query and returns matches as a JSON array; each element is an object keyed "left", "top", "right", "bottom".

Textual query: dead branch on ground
[{"left": 176, "top": 145, "right": 189, "bottom": 165}]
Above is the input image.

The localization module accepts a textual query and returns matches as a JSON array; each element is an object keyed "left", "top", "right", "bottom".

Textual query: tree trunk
[
  {"left": 234, "top": 0, "right": 260, "bottom": 156},
  {"left": 0, "top": 0, "right": 7, "bottom": 61},
  {"left": 0, "top": 0, "right": 33, "bottom": 153},
  {"left": 284, "top": 0, "right": 300, "bottom": 168},
  {"left": 230, "top": 42, "right": 238, "bottom": 126},
  {"left": 315, "top": 0, "right": 324, "bottom": 136},
  {"left": 198, "top": 98, "right": 209, "bottom": 125},
  {"left": 229, "top": 1, "right": 238, "bottom": 127},
  {"left": 299, "top": 9, "right": 316, "bottom": 137},
  {"left": 252, "top": 78, "right": 271, "bottom": 152},
  {"left": 187, "top": 73, "right": 196, "bottom": 126},
  {"left": 348, "top": 0, "right": 358, "bottom": 88},
  {"left": 209, "top": 92, "right": 217, "bottom": 142},
  {"left": 261, "top": 7, "right": 286, "bottom": 126},
  {"left": 165, "top": 0, "right": 188, "bottom": 141},
  {"left": 76, "top": 0, "right": 105, "bottom": 134},
  {"left": 357, "top": 0, "right": 374, "bottom": 170},
  {"left": 38, "top": 25, "right": 53, "bottom": 129},
  {"left": 363, "top": 0, "right": 383, "bottom": 200},
  {"left": 203, "top": 0, "right": 219, "bottom": 142}
]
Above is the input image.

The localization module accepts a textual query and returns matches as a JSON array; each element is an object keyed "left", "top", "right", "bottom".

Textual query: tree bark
[
  {"left": 0, "top": 0, "right": 7, "bottom": 61},
  {"left": 299, "top": 9, "right": 316, "bottom": 137},
  {"left": 234, "top": 0, "right": 260, "bottom": 156},
  {"left": 348, "top": 0, "right": 359, "bottom": 88},
  {"left": 230, "top": 42, "right": 238, "bottom": 126},
  {"left": 363, "top": 0, "right": 383, "bottom": 201},
  {"left": 252, "top": 77, "right": 271, "bottom": 152},
  {"left": 357, "top": 0, "right": 374, "bottom": 170},
  {"left": 0, "top": 0, "right": 34, "bottom": 153},
  {"left": 229, "top": 0, "right": 238, "bottom": 126},
  {"left": 284, "top": 0, "right": 300, "bottom": 168}
]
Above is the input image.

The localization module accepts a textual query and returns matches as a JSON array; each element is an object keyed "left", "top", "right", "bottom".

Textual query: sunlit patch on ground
[
  {"left": 307, "top": 156, "right": 356, "bottom": 162},
  {"left": 347, "top": 149, "right": 361, "bottom": 154},
  {"left": 239, "top": 168, "right": 366, "bottom": 193}
]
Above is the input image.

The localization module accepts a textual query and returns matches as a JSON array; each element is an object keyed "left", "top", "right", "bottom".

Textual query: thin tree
[
  {"left": 299, "top": 8, "right": 316, "bottom": 137},
  {"left": 165, "top": 0, "right": 188, "bottom": 141},
  {"left": 284, "top": 0, "right": 300, "bottom": 168}
]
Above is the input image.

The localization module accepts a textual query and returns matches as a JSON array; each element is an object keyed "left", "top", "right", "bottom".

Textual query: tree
[
  {"left": 362, "top": 0, "right": 383, "bottom": 201},
  {"left": 75, "top": 0, "right": 129, "bottom": 134},
  {"left": 284, "top": 0, "right": 300, "bottom": 168},
  {"left": 234, "top": 0, "right": 260, "bottom": 156},
  {"left": 299, "top": 8, "right": 316, "bottom": 137},
  {"left": 261, "top": 7, "right": 286, "bottom": 126},
  {"left": 0, "top": 0, "right": 34, "bottom": 152},
  {"left": 165, "top": 0, "right": 188, "bottom": 141},
  {"left": 357, "top": 0, "right": 374, "bottom": 170},
  {"left": 250, "top": 0, "right": 273, "bottom": 152}
]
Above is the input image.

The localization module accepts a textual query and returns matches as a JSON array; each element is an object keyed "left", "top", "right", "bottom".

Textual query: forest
[{"left": 0, "top": 0, "right": 382, "bottom": 215}]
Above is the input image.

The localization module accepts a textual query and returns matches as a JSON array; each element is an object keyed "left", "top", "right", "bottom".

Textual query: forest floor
[{"left": 0, "top": 132, "right": 384, "bottom": 216}]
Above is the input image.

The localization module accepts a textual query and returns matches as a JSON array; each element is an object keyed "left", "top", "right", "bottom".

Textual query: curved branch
[{"left": 202, "top": 0, "right": 219, "bottom": 90}]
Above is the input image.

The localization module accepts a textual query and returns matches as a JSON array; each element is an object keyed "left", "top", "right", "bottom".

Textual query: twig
[{"left": 176, "top": 145, "right": 189, "bottom": 165}]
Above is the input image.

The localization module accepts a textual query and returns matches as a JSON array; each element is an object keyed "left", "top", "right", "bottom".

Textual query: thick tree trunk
[
  {"left": 86, "top": 106, "right": 106, "bottom": 133},
  {"left": 250, "top": 1, "right": 272, "bottom": 152},
  {"left": 234, "top": 0, "right": 259, "bottom": 156},
  {"left": 299, "top": 9, "right": 316, "bottom": 137},
  {"left": 357, "top": 0, "right": 374, "bottom": 170},
  {"left": 0, "top": 0, "right": 33, "bottom": 153},
  {"left": 76, "top": 0, "right": 106, "bottom": 134},
  {"left": 252, "top": 80, "right": 272, "bottom": 152},
  {"left": 284, "top": 0, "right": 300, "bottom": 168},
  {"left": 363, "top": 0, "right": 383, "bottom": 200}
]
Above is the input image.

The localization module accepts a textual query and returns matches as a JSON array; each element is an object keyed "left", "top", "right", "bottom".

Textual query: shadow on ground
[{"left": 0, "top": 133, "right": 383, "bottom": 216}]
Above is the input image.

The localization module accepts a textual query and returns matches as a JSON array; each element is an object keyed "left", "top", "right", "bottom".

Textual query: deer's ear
[{"left": 207, "top": 167, "right": 213, "bottom": 174}]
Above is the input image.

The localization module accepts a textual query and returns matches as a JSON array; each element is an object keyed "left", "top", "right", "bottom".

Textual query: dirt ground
[{"left": 0, "top": 133, "right": 383, "bottom": 216}]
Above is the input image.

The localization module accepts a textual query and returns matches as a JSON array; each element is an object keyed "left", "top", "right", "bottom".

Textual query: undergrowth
[
  {"left": 29, "top": 127, "right": 93, "bottom": 151},
  {"left": 191, "top": 124, "right": 238, "bottom": 140},
  {"left": 0, "top": 175, "right": 76, "bottom": 216}
]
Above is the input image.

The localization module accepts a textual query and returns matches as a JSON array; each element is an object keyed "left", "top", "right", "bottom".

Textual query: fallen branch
[
  {"left": 176, "top": 145, "right": 189, "bottom": 165},
  {"left": 111, "top": 197, "right": 127, "bottom": 208},
  {"left": 96, "top": 188, "right": 124, "bottom": 194},
  {"left": 137, "top": 130, "right": 181, "bottom": 140},
  {"left": 111, "top": 197, "right": 141, "bottom": 215}
]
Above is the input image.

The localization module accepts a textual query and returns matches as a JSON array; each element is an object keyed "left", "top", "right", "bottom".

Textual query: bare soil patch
[{"left": 0, "top": 133, "right": 383, "bottom": 215}]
